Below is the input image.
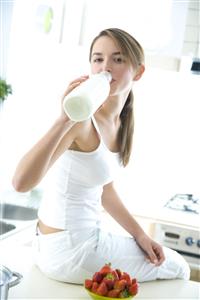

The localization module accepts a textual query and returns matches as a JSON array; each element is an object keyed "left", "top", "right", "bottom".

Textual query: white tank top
[{"left": 38, "top": 117, "right": 122, "bottom": 230}]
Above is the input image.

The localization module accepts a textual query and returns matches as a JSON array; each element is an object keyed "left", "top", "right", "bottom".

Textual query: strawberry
[
  {"left": 86, "top": 264, "right": 139, "bottom": 298},
  {"left": 114, "top": 279, "right": 127, "bottom": 291},
  {"left": 102, "top": 271, "right": 118, "bottom": 290},
  {"left": 110, "top": 269, "right": 119, "bottom": 280},
  {"left": 107, "top": 289, "right": 121, "bottom": 298},
  {"left": 132, "top": 278, "right": 137, "bottom": 284},
  {"left": 91, "top": 282, "right": 99, "bottom": 293},
  {"left": 128, "top": 282, "right": 139, "bottom": 296},
  {"left": 119, "top": 288, "right": 129, "bottom": 298},
  {"left": 84, "top": 279, "right": 93, "bottom": 289},
  {"left": 99, "top": 263, "right": 112, "bottom": 276},
  {"left": 103, "top": 276, "right": 115, "bottom": 290},
  {"left": 102, "top": 278, "right": 114, "bottom": 290},
  {"left": 120, "top": 272, "right": 132, "bottom": 286},
  {"left": 92, "top": 271, "right": 103, "bottom": 283},
  {"left": 115, "top": 268, "right": 122, "bottom": 279},
  {"left": 96, "top": 281, "right": 108, "bottom": 296}
]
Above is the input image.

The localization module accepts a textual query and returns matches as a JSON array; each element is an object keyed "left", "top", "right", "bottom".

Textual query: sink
[
  {"left": 0, "top": 220, "right": 16, "bottom": 235},
  {"left": 0, "top": 203, "right": 38, "bottom": 221},
  {"left": 0, "top": 190, "right": 41, "bottom": 239}
]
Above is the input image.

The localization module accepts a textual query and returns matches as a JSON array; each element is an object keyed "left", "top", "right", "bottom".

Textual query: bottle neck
[{"left": 100, "top": 71, "right": 112, "bottom": 82}]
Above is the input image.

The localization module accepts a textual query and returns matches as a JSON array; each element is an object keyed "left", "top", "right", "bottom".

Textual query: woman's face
[{"left": 90, "top": 36, "right": 136, "bottom": 96}]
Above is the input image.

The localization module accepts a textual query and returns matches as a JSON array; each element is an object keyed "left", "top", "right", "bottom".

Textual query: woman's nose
[{"left": 101, "top": 60, "right": 112, "bottom": 73}]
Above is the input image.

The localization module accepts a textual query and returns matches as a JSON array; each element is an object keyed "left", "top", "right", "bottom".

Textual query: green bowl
[{"left": 85, "top": 288, "right": 135, "bottom": 300}]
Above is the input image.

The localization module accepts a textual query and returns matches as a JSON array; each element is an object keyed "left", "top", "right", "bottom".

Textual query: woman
[{"left": 12, "top": 28, "right": 190, "bottom": 283}]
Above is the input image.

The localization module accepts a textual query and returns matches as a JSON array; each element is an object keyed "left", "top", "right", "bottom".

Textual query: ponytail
[{"left": 118, "top": 90, "right": 134, "bottom": 166}]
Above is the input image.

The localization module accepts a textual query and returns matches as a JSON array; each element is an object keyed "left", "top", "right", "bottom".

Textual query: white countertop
[
  {"left": 130, "top": 205, "right": 200, "bottom": 230},
  {"left": 0, "top": 238, "right": 199, "bottom": 300},
  {"left": 0, "top": 204, "right": 199, "bottom": 300}
]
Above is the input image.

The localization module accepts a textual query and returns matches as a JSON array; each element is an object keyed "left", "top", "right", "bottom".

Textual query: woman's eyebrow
[
  {"left": 92, "top": 51, "right": 122, "bottom": 56},
  {"left": 92, "top": 52, "right": 102, "bottom": 57},
  {"left": 112, "top": 52, "right": 122, "bottom": 56}
]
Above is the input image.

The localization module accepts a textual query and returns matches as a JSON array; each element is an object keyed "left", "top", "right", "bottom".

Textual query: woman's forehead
[{"left": 92, "top": 35, "right": 122, "bottom": 53}]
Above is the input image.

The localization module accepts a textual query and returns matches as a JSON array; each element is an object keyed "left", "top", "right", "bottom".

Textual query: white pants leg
[
  {"left": 32, "top": 228, "right": 190, "bottom": 284},
  {"left": 80, "top": 230, "right": 190, "bottom": 282}
]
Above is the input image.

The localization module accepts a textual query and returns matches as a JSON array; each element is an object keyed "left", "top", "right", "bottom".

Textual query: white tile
[
  {"left": 182, "top": 41, "right": 198, "bottom": 55},
  {"left": 184, "top": 25, "right": 199, "bottom": 42},
  {"left": 188, "top": 0, "right": 200, "bottom": 10},
  {"left": 186, "top": 9, "right": 199, "bottom": 26}
]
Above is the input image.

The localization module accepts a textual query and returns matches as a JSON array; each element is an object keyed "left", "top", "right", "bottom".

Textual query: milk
[{"left": 63, "top": 71, "right": 112, "bottom": 122}]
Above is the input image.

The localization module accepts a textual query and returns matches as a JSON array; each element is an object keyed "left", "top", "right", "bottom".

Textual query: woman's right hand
[{"left": 60, "top": 75, "right": 89, "bottom": 121}]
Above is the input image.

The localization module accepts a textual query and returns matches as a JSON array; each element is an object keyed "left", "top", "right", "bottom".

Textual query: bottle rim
[
  {"left": 90, "top": 71, "right": 112, "bottom": 82},
  {"left": 100, "top": 71, "right": 112, "bottom": 82}
]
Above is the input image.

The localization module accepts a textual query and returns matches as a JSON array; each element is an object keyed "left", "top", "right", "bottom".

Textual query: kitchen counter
[
  {"left": 133, "top": 206, "right": 200, "bottom": 230},
  {"left": 0, "top": 238, "right": 199, "bottom": 300}
]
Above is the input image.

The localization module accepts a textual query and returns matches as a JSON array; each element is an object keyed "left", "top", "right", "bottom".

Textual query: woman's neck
[{"left": 99, "top": 93, "right": 128, "bottom": 122}]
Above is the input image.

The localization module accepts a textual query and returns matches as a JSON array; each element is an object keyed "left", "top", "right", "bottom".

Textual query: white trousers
[{"left": 32, "top": 227, "right": 190, "bottom": 284}]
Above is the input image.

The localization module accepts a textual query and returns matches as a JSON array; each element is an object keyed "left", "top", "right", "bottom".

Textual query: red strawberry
[
  {"left": 96, "top": 281, "right": 108, "bottom": 296},
  {"left": 128, "top": 282, "right": 139, "bottom": 296},
  {"left": 102, "top": 271, "right": 118, "bottom": 290},
  {"left": 103, "top": 278, "right": 115, "bottom": 290},
  {"left": 91, "top": 282, "right": 99, "bottom": 293},
  {"left": 114, "top": 279, "right": 127, "bottom": 291},
  {"left": 103, "top": 278, "right": 114, "bottom": 290},
  {"left": 115, "top": 268, "right": 122, "bottom": 279},
  {"left": 120, "top": 272, "right": 132, "bottom": 286},
  {"left": 99, "top": 263, "right": 112, "bottom": 276},
  {"left": 107, "top": 289, "right": 121, "bottom": 298},
  {"left": 110, "top": 269, "right": 119, "bottom": 280},
  {"left": 84, "top": 279, "right": 93, "bottom": 289},
  {"left": 92, "top": 272, "right": 103, "bottom": 283},
  {"left": 132, "top": 278, "right": 137, "bottom": 284},
  {"left": 119, "top": 288, "right": 129, "bottom": 298}
]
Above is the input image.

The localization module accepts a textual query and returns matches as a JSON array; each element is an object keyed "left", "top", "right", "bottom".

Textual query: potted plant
[{"left": 0, "top": 78, "right": 12, "bottom": 103}]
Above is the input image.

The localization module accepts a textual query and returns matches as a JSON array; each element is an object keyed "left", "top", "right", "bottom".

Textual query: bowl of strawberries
[{"left": 84, "top": 263, "right": 139, "bottom": 299}]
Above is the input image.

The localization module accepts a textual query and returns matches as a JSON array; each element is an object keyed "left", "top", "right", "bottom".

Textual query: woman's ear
[{"left": 133, "top": 64, "right": 145, "bottom": 81}]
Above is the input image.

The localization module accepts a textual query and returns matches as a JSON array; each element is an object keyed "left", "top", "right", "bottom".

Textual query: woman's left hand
[{"left": 136, "top": 233, "right": 165, "bottom": 266}]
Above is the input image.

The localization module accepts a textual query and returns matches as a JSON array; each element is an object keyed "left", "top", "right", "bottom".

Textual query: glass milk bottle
[{"left": 63, "top": 71, "right": 112, "bottom": 122}]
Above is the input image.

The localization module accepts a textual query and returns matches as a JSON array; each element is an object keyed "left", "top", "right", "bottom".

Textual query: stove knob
[
  {"left": 185, "top": 237, "right": 195, "bottom": 246},
  {"left": 197, "top": 240, "right": 200, "bottom": 248}
]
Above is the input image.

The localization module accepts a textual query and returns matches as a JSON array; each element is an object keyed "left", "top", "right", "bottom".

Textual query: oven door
[{"left": 153, "top": 223, "right": 200, "bottom": 281}]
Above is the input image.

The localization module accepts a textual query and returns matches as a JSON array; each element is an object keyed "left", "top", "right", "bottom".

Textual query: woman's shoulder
[{"left": 66, "top": 118, "right": 97, "bottom": 151}]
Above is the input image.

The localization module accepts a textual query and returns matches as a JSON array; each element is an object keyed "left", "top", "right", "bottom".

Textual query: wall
[
  {"left": 182, "top": 0, "right": 200, "bottom": 57},
  {"left": 0, "top": 0, "right": 87, "bottom": 192},
  {"left": 0, "top": 0, "right": 14, "bottom": 78},
  {"left": 79, "top": 0, "right": 199, "bottom": 71},
  {"left": 80, "top": 0, "right": 190, "bottom": 71},
  {"left": 115, "top": 69, "right": 200, "bottom": 210},
  {"left": 0, "top": 0, "right": 199, "bottom": 208}
]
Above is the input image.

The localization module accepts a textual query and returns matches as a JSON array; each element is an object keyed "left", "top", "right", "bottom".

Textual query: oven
[{"left": 154, "top": 222, "right": 200, "bottom": 281}]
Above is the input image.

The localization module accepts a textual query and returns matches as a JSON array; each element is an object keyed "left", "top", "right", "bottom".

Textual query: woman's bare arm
[
  {"left": 12, "top": 117, "right": 76, "bottom": 192},
  {"left": 102, "top": 182, "right": 146, "bottom": 238},
  {"left": 12, "top": 75, "right": 89, "bottom": 192},
  {"left": 102, "top": 182, "right": 165, "bottom": 265}
]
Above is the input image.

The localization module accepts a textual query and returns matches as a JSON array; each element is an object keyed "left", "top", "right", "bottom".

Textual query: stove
[
  {"left": 164, "top": 194, "right": 200, "bottom": 215},
  {"left": 153, "top": 194, "right": 200, "bottom": 281}
]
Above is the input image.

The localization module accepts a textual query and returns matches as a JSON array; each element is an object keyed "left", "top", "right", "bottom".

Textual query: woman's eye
[
  {"left": 93, "top": 58, "right": 103, "bottom": 63},
  {"left": 114, "top": 57, "right": 124, "bottom": 63}
]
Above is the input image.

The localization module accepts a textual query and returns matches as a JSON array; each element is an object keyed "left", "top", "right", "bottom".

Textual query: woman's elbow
[{"left": 12, "top": 176, "right": 31, "bottom": 193}]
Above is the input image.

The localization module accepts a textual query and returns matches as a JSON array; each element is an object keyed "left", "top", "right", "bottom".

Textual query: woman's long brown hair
[{"left": 89, "top": 28, "right": 145, "bottom": 166}]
